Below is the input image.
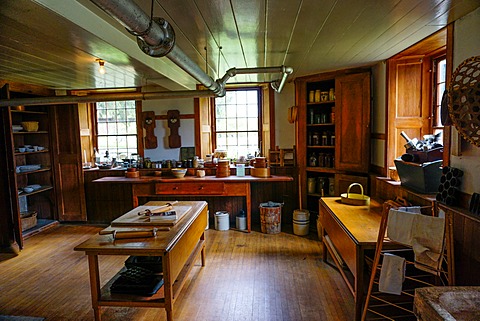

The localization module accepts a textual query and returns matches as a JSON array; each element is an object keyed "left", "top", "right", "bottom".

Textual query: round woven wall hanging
[{"left": 448, "top": 56, "right": 480, "bottom": 147}]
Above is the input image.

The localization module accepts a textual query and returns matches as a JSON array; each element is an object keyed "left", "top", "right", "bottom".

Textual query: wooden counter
[
  {"left": 74, "top": 201, "right": 208, "bottom": 321},
  {"left": 319, "top": 197, "right": 385, "bottom": 321},
  {"left": 93, "top": 175, "right": 293, "bottom": 232}
]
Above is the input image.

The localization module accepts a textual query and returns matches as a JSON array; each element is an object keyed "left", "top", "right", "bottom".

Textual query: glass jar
[
  {"left": 321, "top": 132, "right": 328, "bottom": 146},
  {"left": 309, "top": 153, "right": 318, "bottom": 167},
  {"left": 314, "top": 90, "right": 321, "bottom": 102},
  {"left": 329, "top": 88, "right": 335, "bottom": 101},
  {"left": 312, "top": 132, "right": 320, "bottom": 145}
]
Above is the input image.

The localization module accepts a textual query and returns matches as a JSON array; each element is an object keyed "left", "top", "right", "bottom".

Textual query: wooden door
[
  {"left": 335, "top": 72, "right": 371, "bottom": 173},
  {"left": 51, "top": 104, "right": 86, "bottom": 221},
  {"left": 387, "top": 57, "right": 431, "bottom": 167},
  {"left": 194, "top": 96, "right": 213, "bottom": 158}
]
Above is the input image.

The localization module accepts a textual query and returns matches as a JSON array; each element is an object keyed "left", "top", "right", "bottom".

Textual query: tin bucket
[{"left": 259, "top": 201, "right": 282, "bottom": 234}]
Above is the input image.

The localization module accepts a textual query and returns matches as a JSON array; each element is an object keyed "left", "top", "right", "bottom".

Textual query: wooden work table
[
  {"left": 74, "top": 201, "right": 208, "bottom": 321},
  {"left": 93, "top": 175, "right": 293, "bottom": 232},
  {"left": 318, "top": 197, "right": 385, "bottom": 321}
]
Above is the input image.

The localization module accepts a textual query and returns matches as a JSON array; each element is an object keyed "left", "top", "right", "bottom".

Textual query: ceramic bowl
[{"left": 171, "top": 168, "right": 187, "bottom": 178}]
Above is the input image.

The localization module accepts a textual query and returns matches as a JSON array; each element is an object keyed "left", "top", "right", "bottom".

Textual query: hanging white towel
[
  {"left": 379, "top": 253, "right": 406, "bottom": 295},
  {"left": 386, "top": 208, "right": 418, "bottom": 246},
  {"left": 412, "top": 214, "right": 445, "bottom": 274},
  {"left": 398, "top": 206, "right": 421, "bottom": 214}
]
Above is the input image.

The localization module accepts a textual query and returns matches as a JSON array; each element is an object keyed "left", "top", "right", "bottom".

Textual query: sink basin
[{"left": 415, "top": 286, "right": 480, "bottom": 321}]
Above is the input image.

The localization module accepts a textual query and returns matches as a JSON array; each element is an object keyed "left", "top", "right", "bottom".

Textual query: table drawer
[
  {"left": 155, "top": 182, "right": 225, "bottom": 195},
  {"left": 319, "top": 206, "right": 357, "bottom": 277}
]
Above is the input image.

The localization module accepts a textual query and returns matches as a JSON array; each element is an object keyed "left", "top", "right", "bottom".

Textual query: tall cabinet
[
  {"left": 295, "top": 70, "right": 371, "bottom": 217},
  {"left": 0, "top": 82, "right": 86, "bottom": 252}
]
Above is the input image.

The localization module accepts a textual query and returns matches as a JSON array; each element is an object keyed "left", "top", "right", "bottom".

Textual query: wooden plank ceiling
[{"left": 0, "top": 0, "right": 478, "bottom": 91}]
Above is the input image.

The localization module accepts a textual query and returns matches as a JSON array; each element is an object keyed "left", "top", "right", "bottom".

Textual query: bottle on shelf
[
  {"left": 309, "top": 153, "right": 318, "bottom": 167},
  {"left": 321, "top": 132, "right": 328, "bottom": 146}
]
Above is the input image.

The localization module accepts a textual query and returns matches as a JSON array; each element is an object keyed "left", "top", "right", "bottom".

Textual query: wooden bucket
[{"left": 259, "top": 201, "right": 282, "bottom": 234}]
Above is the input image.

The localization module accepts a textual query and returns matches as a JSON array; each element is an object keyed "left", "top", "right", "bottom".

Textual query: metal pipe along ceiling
[
  {"left": 90, "top": 0, "right": 223, "bottom": 95},
  {"left": 90, "top": 0, "right": 292, "bottom": 95},
  {"left": 0, "top": 90, "right": 215, "bottom": 107}
]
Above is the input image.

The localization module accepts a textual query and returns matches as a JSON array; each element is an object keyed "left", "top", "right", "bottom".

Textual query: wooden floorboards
[{"left": 0, "top": 225, "right": 353, "bottom": 321}]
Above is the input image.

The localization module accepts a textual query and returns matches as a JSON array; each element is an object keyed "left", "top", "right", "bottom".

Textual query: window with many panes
[
  {"left": 432, "top": 56, "right": 446, "bottom": 145},
  {"left": 214, "top": 88, "right": 261, "bottom": 160},
  {"left": 95, "top": 100, "right": 137, "bottom": 160}
]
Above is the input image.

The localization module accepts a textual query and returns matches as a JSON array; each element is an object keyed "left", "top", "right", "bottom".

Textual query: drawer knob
[
  {"left": 173, "top": 186, "right": 178, "bottom": 190},
  {"left": 199, "top": 186, "right": 204, "bottom": 190}
]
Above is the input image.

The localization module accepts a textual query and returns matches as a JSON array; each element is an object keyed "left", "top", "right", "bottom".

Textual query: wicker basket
[
  {"left": 21, "top": 121, "right": 39, "bottom": 132},
  {"left": 21, "top": 211, "right": 37, "bottom": 231}
]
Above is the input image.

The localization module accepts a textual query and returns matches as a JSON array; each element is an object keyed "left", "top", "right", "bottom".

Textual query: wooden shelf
[
  {"left": 11, "top": 110, "right": 48, "bottom": 115},
  {"left": 16, "top": 167, "right": 51, "bottom": 175},
  {"left": 307, "top": 123, "right": 335, "bottom": 127},
  {"left": 19, "top": 186, "right": 53, "bottom": 196},
  {"left": 15, "top": 149, "right": 49, "bottom": 156},
  {"left": 307, "top": 145, "right": 335, "bottom": 149},
  {"left": 13, "top": 131, "right": 48, "bottom": 135},
  {"left": 307, "top": 100, "right": 335, "bottom": 105},
  {"left": 306, "top": 167, "right": 336, "bottom": 173}
]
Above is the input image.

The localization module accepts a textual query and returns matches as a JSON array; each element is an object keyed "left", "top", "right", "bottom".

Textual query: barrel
[
  {"left": 259, "top": 201, "right": 282, "bottom": 234},
  {"left": 293, "top": 209, "right": 310, "bottom": 236}
]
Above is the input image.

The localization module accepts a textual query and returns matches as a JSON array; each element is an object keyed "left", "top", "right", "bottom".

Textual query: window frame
[
  {"left": 211, "top": 86, "right": 263, "bottom": 159},
  {"left": 91, "top": 99, "right": 143, "bottom": 160},
  {"left": 431, "top": 54, "right": 446, "bottom": 134}
]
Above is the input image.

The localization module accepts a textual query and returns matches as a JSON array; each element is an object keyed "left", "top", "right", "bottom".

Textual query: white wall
[
  {"left": 371, "top": 62, "right": 387, "bottom": 168},
  {"left": 140, "top": 83, "right": 297, "bottom": 162},
  {"left": 274, "top": 81, "right": 296, "bottom": 149},
  {"left": 142, "top": 97, "right": 195, "bottom": 162},
  {"left": 450, "top": 7, "right": 480, "bottom": 194}
]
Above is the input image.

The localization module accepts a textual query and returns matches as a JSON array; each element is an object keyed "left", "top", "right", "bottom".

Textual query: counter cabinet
[{"left": 87, "top": 175, "right": 295, "bottom": 232}]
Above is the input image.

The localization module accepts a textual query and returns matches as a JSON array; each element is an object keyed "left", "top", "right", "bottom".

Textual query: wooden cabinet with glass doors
[{"left": 295, "top": 69, "right": 371, "bottom": 218}]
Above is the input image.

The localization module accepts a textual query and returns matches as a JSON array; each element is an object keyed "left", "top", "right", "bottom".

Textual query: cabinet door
[
  {"left": 51, "top": 105, "right": 87, "bottom": 221},
  {"left": 335, "top": 72, "right": 370, "bottom": 173}
]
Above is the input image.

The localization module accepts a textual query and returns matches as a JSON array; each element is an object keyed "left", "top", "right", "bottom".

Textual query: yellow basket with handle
[{"left": 341, "top": 183, "right": 370, "bottom": 206}]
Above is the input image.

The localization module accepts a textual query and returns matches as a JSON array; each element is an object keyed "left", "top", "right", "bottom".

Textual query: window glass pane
[
  {"left": 97, "top": 122, "right": 107, "bottom": 135},
  {"left": 216, "top": 104, "right": 226, "bottom": 118},
  {"left": 214, "top": 89, "right": 259, "bottom": 160},
  {"left": 227, "top": 133, "right": 238, "bottom": 146},
  {"left": 237, "top": 118, "right": 248, "bottom": 130},
  {"left": 248, "top": 118, "right": 258, "bottom": 131},
  {"left": 216, "top": 118, "right": 227, "bottom": 131},
  {"left": 246, "top": 90, "right": 258, "bottom": 104},
  {"left": 247, "top": 104, "right": 258, "bottom": 117},
  {"left": 216, "top": 133, "right": 227, "bottom": 147},
  {"left": 107, "top": 122, "right": 117, "bottom": 135},
  {"left": 126, "top": 122, "right": 136, "bottom": 134},
  {"left": 237, "top": 105, "right": 247, "bottom": 117},
  {"left": 226, "top": 118, "right": 237, "bottom": 131},
  {"left": 248, "top": 132, "right": 258, "bottom": 146},
  {"left": 95, "top": 100, "right": 137, "bottom": 158}
]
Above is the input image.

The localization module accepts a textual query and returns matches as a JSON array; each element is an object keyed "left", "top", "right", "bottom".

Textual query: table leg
[
  {"left": 246, "top": 183, "right": 251, "bottom": 232},
  {"left": 163, "top": 254, "right": 174, "bottom": 321},
  {"left": 354, "top": 248, "right": 365, "bottom": 321},
  {"left": 321, "top": 230, "right": 327, "bottom": 262},
  {"left": 200, "top": 232, "right": 206, "bottom": 266},
  {"left": 87, "top": 255, "right": 101, "bottom": 321}
]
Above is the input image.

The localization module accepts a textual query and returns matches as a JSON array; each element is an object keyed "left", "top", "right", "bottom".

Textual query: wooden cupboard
[
  {"left": 0, "top": 82, "right": 86, "bottom": 251},
  {"left": 295, "top": 69, "right": 371, "bottom": 215}
]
